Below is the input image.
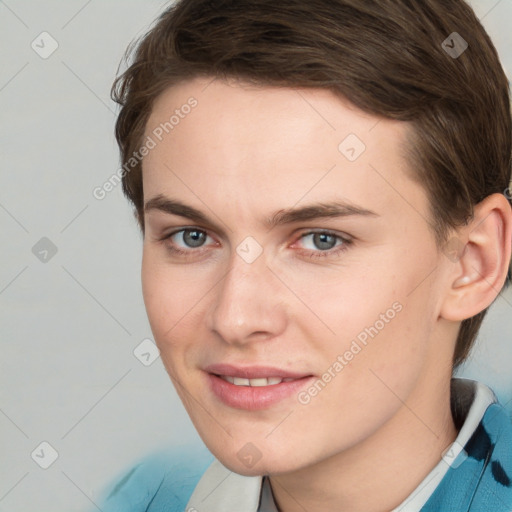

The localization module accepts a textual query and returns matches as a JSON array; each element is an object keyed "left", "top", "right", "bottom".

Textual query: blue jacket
[{"left": 97, "top": 378, "right": 512, "bottom": 511}]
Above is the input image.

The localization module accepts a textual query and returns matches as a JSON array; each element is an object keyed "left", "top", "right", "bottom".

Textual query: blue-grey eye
[
  {"left": 301, "top": 232, "right": 339, "bottom": 251},
  {"left": 178, "top": 229, "right": 208, "bottom": 248},
  {"left": 315, "top": 233, "right": 337, "bottom": 250}
]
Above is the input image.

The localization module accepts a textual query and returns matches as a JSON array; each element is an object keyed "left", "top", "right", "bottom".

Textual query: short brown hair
[{"left": 111, "top": 0, "right": 512, "bottom": 369}]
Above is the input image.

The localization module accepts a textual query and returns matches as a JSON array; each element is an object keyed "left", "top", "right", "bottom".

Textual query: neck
[{"left": 268, "top": 371, "right": 458, "bottom": 512}]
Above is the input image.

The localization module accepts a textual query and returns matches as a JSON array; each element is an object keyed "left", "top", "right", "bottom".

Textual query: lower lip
[{"left": 206, "top": 373, "right": 315, "bottom": 410}]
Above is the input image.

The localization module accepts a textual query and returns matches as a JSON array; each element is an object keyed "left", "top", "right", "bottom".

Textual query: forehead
[
  {"left": 142, "top": 76, "right": 427, "bottom": 228},
  {"left": 145, "top": 76, "right": 402, "bottom": 151}
]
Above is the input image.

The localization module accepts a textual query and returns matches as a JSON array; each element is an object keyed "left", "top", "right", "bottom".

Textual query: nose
[{"left": 206, "top": 248, "right": 288, "bottom": 346}]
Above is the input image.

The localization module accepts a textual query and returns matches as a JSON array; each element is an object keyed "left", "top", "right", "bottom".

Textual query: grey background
[{"left": 0, "top": 1, "right": 511, "bottom": 510}]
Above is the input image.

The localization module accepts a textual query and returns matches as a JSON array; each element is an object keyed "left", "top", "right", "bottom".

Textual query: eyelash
[{"left": 158, "top": 228, "right": 352, "bottom": 260}]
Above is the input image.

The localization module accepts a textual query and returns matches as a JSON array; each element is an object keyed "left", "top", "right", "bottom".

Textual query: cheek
[
  {"left": 142, "top": 249, "right": 193, "bottom": 320},
  {"left": 141, "top": 253, "right": 187, "bottom": 353},
  {"left": 141, "top": 256, "right": 169, "bottom": 337},
  {"left": 288, "top": 263, "right": 401, "bottom": 349},
  {"left": 141, "top": 251, "right": 214, "bottom": 365},
  {"left": 286, "top": 304, "right": 431, "bottom": 461},
  {"left": 300, "top": 256, "right": 435, "bottom": 398}
]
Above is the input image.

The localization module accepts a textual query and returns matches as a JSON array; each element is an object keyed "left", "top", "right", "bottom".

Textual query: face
[{"left": 141, "top": 77, "right": 453, "bottom": 476}]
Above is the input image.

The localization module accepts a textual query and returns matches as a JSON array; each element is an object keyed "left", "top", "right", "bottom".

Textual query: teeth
[
  {"left": 220, "top": 376, "right": 289, "bottom": 386},
  {"left": 248, "top": 378, "right": 270, "bottom": 387}
]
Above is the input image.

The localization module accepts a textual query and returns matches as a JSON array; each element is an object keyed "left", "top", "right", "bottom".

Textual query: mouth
[
  {"left": 216, "top": 375, "right": 298, "bottom": 386},
  {"left": 204, "top": 363, "right": 315, "bottom": 410}
]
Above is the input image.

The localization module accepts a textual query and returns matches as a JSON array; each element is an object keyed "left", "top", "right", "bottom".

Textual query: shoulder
[
  {"left": 425, "top": 400, "right": 512, "bottom": 511},
  {"left": 96, "top": 445, "right": 214, "bottom": 512},
  {"left": 474, "top": 403, "right": 512, "bottom": 492}
]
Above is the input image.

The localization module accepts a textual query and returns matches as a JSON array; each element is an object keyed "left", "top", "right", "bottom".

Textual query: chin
[
  {"left": 209, "top": 444, "right": 304, "bottom": 477},
  {"left": 219, "top": 458, "right": 278, "bottom": 477}
]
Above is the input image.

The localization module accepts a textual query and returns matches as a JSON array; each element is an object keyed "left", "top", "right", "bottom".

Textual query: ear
[{"left": 440, "top": 193, "right": 512, "bottom": 322}]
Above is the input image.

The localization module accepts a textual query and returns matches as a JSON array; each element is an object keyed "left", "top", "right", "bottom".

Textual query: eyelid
[
  {"left": 295, "top": 228, "right": 352, "bottom": 243},
  {"left": 159, "top": 226, "right": 353, "bottom": 258},
  {"left": 159, "top": 226, "right": 218, "bottom": 247},
  {"left": 291, "top": 229, "right": 352, "bottom": 256},
  {"left": 159, "top": 226, "right": 350, "bottom": 243}
]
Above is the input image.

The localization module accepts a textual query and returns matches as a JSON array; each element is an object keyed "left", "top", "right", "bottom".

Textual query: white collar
[
  {"left": 391, "top": 378, "right": 496, "bottom": 511},
  {"left": 185, "top": 458, "right": 262, "bottom": 511},
  {"left": 185, "top": 378, "right": 496, "bottom": 512}
]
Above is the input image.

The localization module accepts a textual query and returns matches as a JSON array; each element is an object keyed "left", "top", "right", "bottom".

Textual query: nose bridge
[{"left": 207, "top": 246, "right": 286, "bottom": 343}]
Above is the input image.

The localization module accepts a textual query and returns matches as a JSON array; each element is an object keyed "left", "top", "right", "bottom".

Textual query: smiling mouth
[
  {"left": 206, "top": 371, "right": 315, "bottom": 410},
  {"left": 216, "top": 375, "right": 300, "bottom": 386}
]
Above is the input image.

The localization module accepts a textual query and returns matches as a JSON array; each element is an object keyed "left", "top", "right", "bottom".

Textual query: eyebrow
[{"left": 144, "top": 194, "right": 378, "bottom": 231}]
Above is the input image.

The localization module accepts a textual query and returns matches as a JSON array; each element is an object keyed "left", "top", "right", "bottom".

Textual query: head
[{"left": 112, "top": 0, "right": 512, "bottom": 475}]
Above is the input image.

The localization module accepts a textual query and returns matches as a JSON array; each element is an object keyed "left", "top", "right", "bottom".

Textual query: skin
[{"left": 140, "top": 76, "right": 512, "bottom": 511}]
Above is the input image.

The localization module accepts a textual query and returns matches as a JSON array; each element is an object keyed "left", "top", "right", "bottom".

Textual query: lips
[
  {"left": 204, "top": 363, "right": 311, "bottom": 380},
  {"left": 219, "top": 376, "right": 296, "bottom": 386},
  {"left": 204, "top": 363, "right": 315, "bottom": 410}
]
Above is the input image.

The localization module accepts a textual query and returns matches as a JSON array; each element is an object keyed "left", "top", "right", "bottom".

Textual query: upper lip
[{"left": 204, "top": 363, "right": 312, "bottom": 380}]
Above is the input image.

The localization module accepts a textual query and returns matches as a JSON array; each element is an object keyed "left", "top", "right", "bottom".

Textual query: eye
[
  {"left": 159, "top": 227, "right": 352, "bottom": 260},
  {"left": 174, "top": 229, "right": 209, "bottom": 248},
  {"left": 161, "top": 228, "right": 215, "bottom": 256},
  {"left": 295, "top": 230, "right": 352, "bottom": 259}
]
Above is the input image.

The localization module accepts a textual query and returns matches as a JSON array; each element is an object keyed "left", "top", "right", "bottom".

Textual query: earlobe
[{"left": 440, "top": 193, "right": 512, "bottom": 322}]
